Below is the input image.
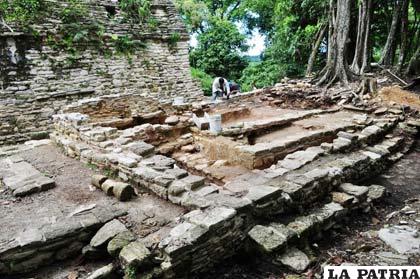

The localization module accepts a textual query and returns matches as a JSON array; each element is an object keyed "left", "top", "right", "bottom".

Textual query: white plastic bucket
[
  {"left": 208, "top": 114, "right": 222, "bottom": 134},
  {"left": 173, "top": 97, "right": 184, "bottom": 106}
]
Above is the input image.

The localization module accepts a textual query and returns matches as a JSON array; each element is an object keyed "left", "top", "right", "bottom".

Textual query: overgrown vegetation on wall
[
  {"left": 0, "top": 0, "right": 154, "bottom": 59},
  {"left": 0, "top": 0, "right": 44, "bottom": 30}
]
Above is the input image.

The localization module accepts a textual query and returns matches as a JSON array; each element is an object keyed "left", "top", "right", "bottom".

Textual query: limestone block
[
  {"left": 367, "top": 184, "right": 386, "bottom": 202},
  {"left": 117, "top": 155, "right": 138, "bottom": 168},
  {"left": 331, "top": 192, "right": 355, "bottom": 207},
  {"left": 141, "top": 155, "right": 176, "bottom": 171},
  {"left": 287, "top": 215, "right": 318, "bottom": 236},
  {"left": 165, "top": 116, "right": 180, "bottom": 125},
  {"left": 107, "top": 231, "right": 136, "bottom": 257},
  {"left": 124, "top": 141, "right": 155, "bottom": 157},
  {"left": 160, "top": 222, "right": 208, "bottom": 257},
  {"left": 248, "top": 225, "right": 289, "bottom": 253},
  {"left": 179, "top": 175, "right": 205, "bottom": 191},
  {"left": 162, "top": 168, "right": 188, "bottom": 180},
  {"left": 133, "top": 167, "right": 161, "bottom": 182},
  {"left": 276, "top": 247, "right": 310, "bottom": 272},
  {"left": 168, "top": 180, "right": 186, "bottom": 196},
  {"left": 90, "top": 219, "right": 128, "bottom": 248},
  {"left": 119, "top": 241, "right": 151, "bottom": 268},
  {"left": 204, "top": 193, "right": 252, "bottom": 213},
  {"left": 193, "top": 185, "right": 219, "bottom": 197},
  {"left": 245, "top": 185, "right": 282, "bottom": 204}
]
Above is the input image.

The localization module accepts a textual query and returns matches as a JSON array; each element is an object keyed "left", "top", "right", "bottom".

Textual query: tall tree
[
  {"left": 396, "top": 0, "right": 409, "bottom": 72},
  {"left": 306, "top": 23, "right": 327, "bottom": 77},
  {"left": 189, "top": 19, "right": 249, "bottom": 79},
  {"left": 379, "top": 0, "right": 403, "bottom": 67},
  {"left": 317, "top": 0, "right": 352, "bottom": 86},
  {"left": 350, "top": 0, "right": 373, "bottom": 75}
]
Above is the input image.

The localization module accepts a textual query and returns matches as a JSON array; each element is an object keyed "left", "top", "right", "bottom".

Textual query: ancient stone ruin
[
  {"left": 1, "top": 1, "right": 420, "bottom": 279},
  {"left": 0, "top": 0, "right": 202, "bottom": 146}
]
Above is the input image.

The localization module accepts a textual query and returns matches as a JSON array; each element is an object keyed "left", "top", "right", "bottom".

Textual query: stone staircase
[{"left": 242, "top": 119, "right": 415, "bottom": 271}]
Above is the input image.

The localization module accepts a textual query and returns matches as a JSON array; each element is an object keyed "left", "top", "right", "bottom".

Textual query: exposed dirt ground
[
  {"left": 377, "top": 86, "right": 420, "bottom": 110},
  {"left": 255, "top": 110, "right": 357, "bottom": 144}
]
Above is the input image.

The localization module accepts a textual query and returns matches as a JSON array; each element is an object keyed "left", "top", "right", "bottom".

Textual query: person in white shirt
[{"left": 212, "top": 77, "right": 230, "bottom": 101}]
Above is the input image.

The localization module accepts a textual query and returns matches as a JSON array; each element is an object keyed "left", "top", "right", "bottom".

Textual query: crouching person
[{"left": 212, "top": 77, "right": 230, "bottom": 101}]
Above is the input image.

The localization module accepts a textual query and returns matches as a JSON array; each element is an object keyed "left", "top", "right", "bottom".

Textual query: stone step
[
  {"left": 248, "top": 183, "right": 386, "bottom": 272},
  {"left": 260, "top": 133, "right": 405, "bottom": 212},
  {"left": 248, "top": 202, "right": 346, "bottom": 254}
]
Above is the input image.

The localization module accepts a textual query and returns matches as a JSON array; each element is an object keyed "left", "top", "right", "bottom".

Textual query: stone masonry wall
[{"left": 0, "top": 0, "right": 203, "bottom": 145}]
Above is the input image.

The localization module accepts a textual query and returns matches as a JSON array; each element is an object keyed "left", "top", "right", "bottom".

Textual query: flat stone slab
[
  {"left": 338, "top": 183, "right": 369, "bottom": 199},
  {"left": 279, "top": 147, "right": 324, "bottom": 170},
  {"left": 184, "top": 207, "right": 236, "bottom": 230},
  {"left": 378, "top": 226, "right": 420, "bottom": 254},
  {"left": 0, "top": 156, "right": 55, "bottom": 197}
]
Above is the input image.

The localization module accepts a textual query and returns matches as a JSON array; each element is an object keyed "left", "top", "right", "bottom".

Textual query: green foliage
[
  {"left": 46, "top": 0, "right": 105, "bottom": 60},
  {"left": 119, "top": 0, "right": 152, "bottom": 24},
  {"left": 191, "top": 67, "right": 213, "bottom": 96},
  {"left": 168, "top": 32, "right": 181, "bottom": 50},
  {"left": 239, "top": 61, "right": 283, "bottom": 91},
  {"left": 112, "top": 34, "right": 146, "bottom": 55},
  {"left": 124, "top": 266, "right": 137, "bottom": 279},
  {"left": 0, "top": 0, "right": 44, "bottom": 26},
  {"left": 190, "top": 19, "right": 248, "bottom": 80}
]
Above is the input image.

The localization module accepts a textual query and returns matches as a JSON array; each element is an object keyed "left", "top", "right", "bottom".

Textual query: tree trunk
[
  {"left": 306, "top": 24, "right": 327, "bottom": 77},
  {"left": 406, "top": 45, "right": 420, "bottom": 76},
  {"left": 317, "top": 0, "right": 352, "bottom": 87},
  {"left": 396, "top": 0, "right": 409, "bottom": 72},
  {"left": 379, "top": 0, "right": 402, "bottom": 67},
  {"left": 351, "top": 0, "right": 373, "bottom": 75}
]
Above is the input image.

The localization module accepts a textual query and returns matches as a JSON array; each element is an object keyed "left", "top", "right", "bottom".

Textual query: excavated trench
[{"left": 169, "top": 109, "right": 366, "bottom": 185}]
